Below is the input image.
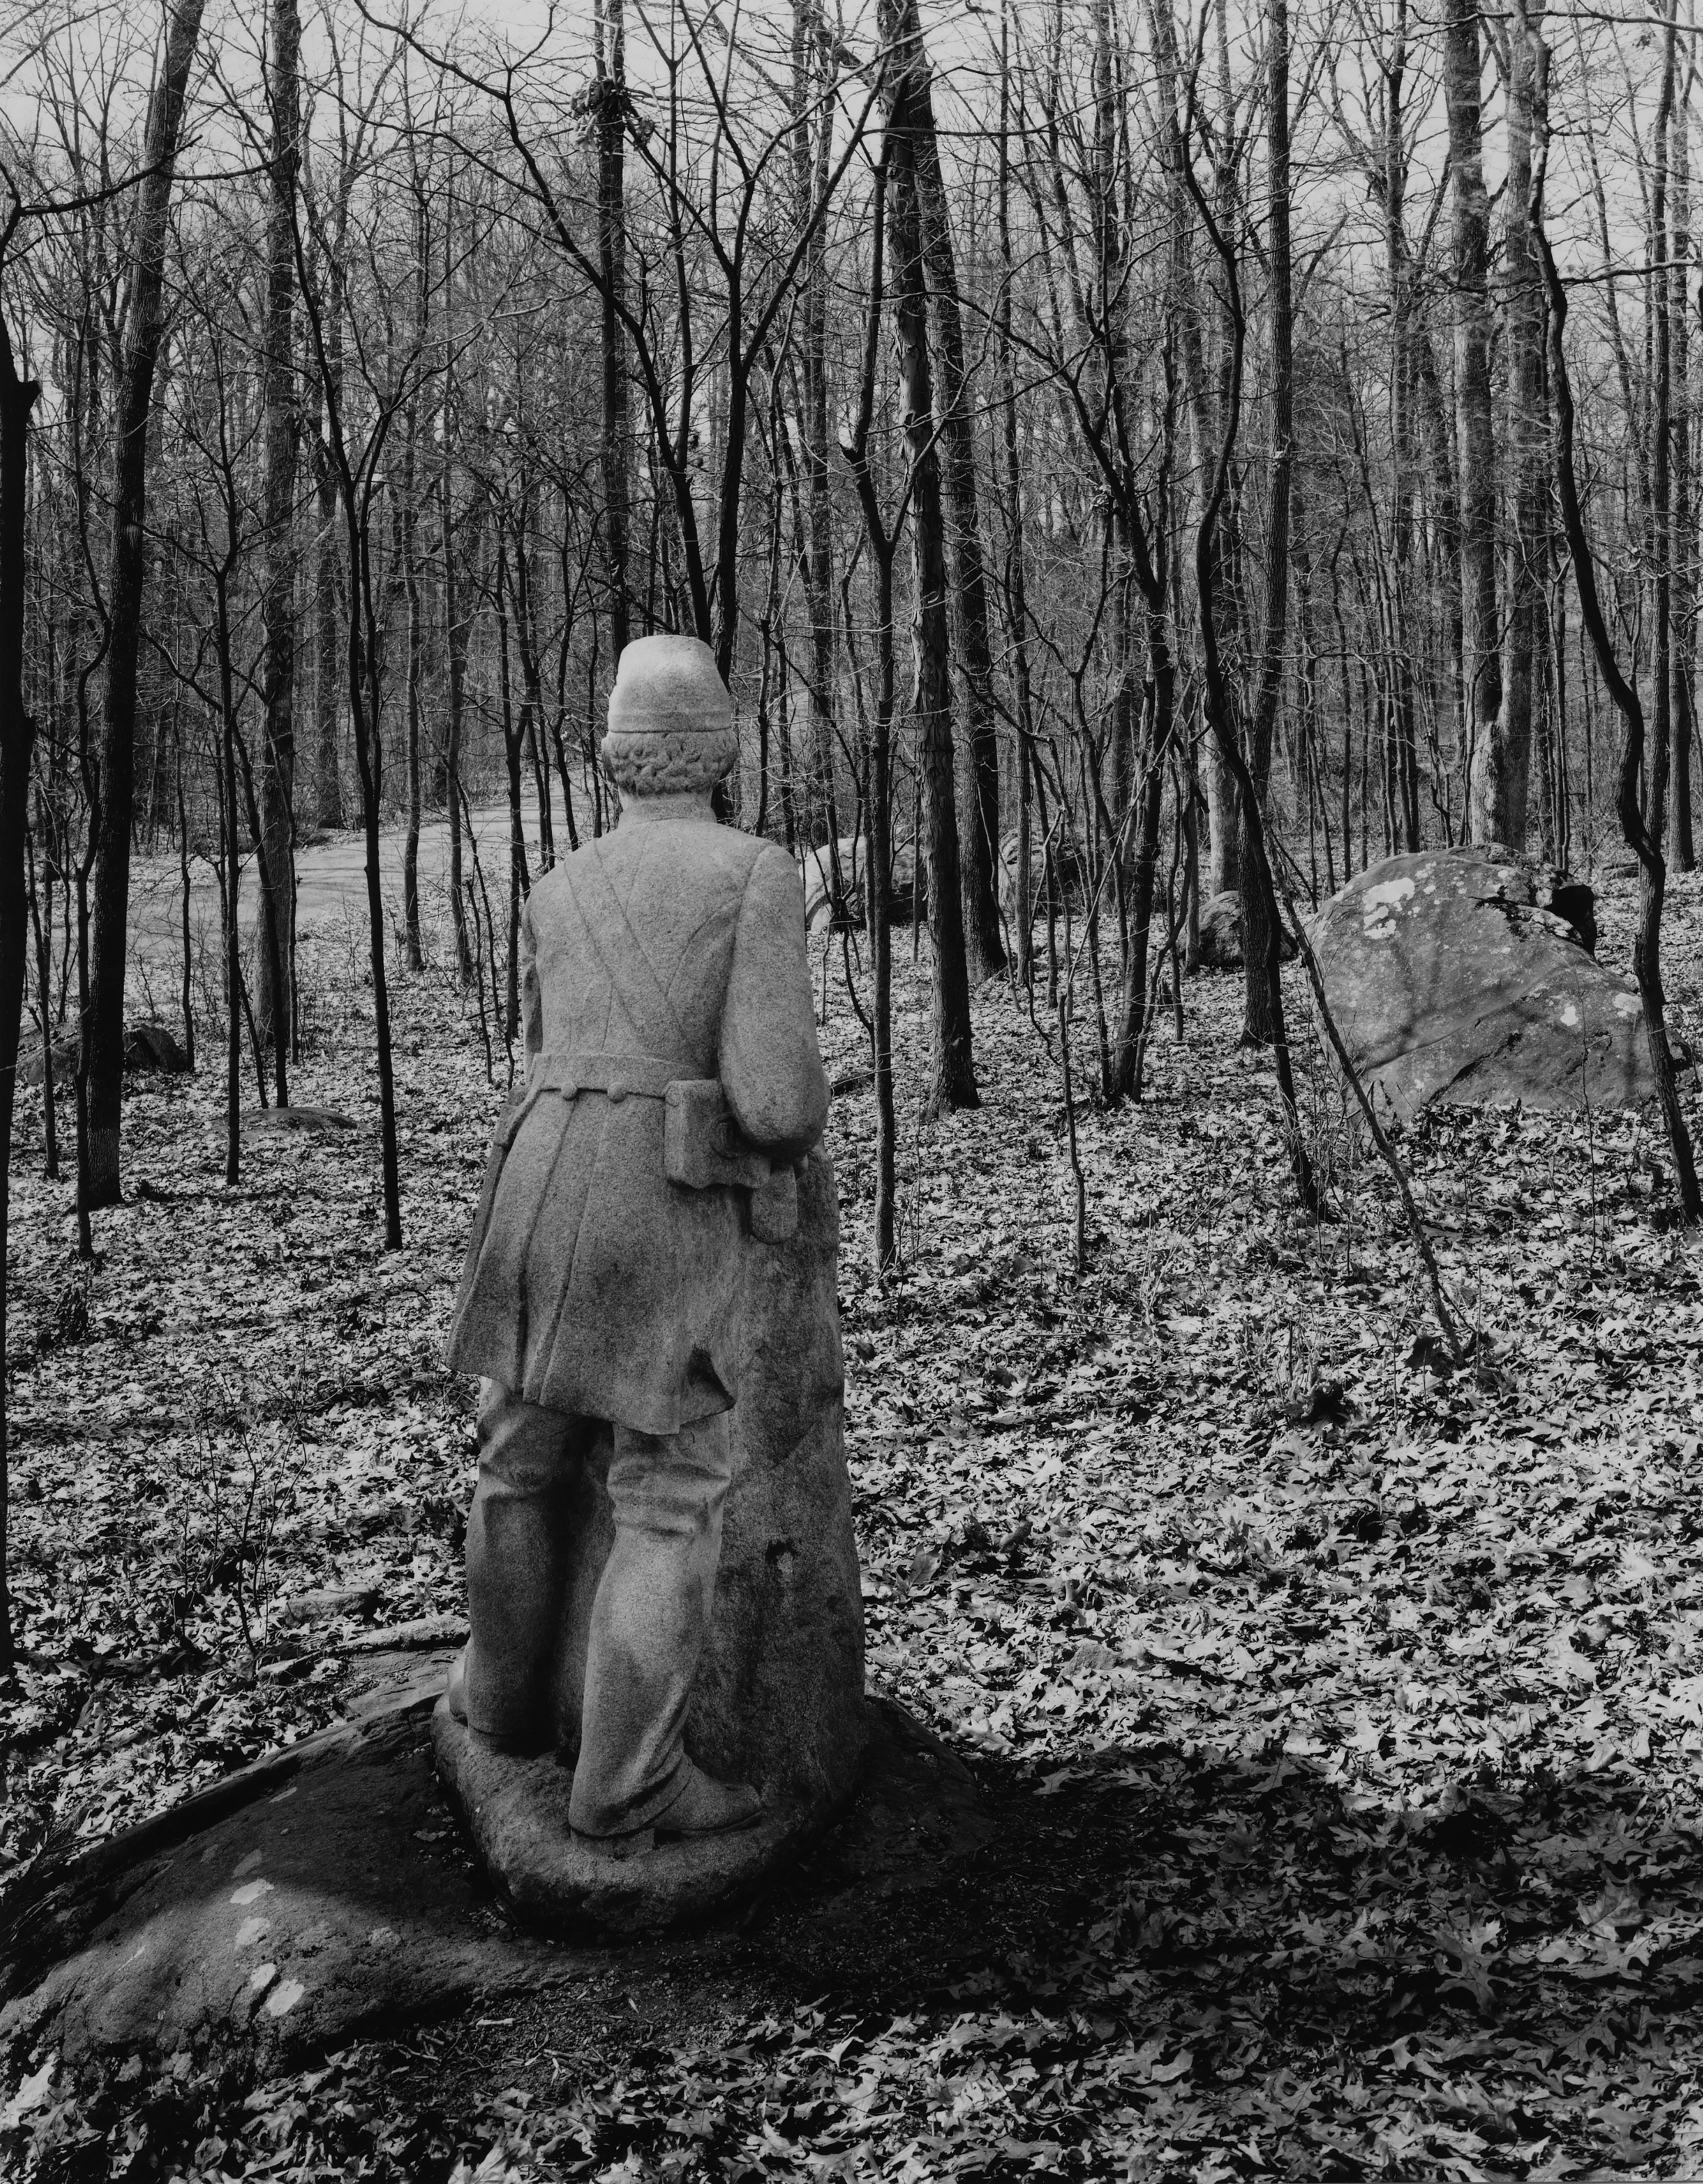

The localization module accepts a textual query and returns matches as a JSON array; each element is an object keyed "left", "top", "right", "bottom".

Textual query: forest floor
[{"left": 5, "top": 847, "right": 1703, "bottom": 2179}]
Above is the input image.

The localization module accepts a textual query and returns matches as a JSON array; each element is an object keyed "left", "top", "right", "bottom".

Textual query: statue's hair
[{"left": 603, "top": 723, "right": 736, "bottom": 797}]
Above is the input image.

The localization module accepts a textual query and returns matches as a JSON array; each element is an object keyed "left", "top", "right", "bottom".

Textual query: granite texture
[
  {"left": 2, "top": 1691, "right": 972, "bottom": 2063},
  {"left": 1310, "top": 846, "right": 1656, "bottom": 1120},
  {"left": 437, "top": 634, "right": 862, "bottom": 1901}
]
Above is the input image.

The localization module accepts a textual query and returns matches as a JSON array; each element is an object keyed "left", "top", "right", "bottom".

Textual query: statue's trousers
[{"left": 462, "top": 1381, "right": 734, "bottom": 1836}]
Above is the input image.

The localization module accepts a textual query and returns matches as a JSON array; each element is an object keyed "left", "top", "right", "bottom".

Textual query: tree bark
[
  {"left": 1487, "top": 0, "right": 1546, "bottom": 851},
  {"left": 1672, "top": 49, "right": 1697, "bottom": 871},
  {"left": 0, "top": 325, "right": 41, "bottom": 1670},
  {"left": 1242, "top": 0, "right": 1296, "bottom": 1043},
  {"left": 311, "top": 276, "right": 344, "bottom": 830},
  {"left": 85, "top": 0, "right": 207, "bottom": 1208},
  {"left": 1653, "top": 5, "right": 1677, "bottom": 903},
  {"left": 791, "top": 0, "right": 838, "bottom": 854},
  {"left": 1445, "top": 0, "right": 1504, "bottom": 842},
  {"left": 902, "top": 0, "right": 1004, "bottom": 980},
  {"left": 1540, "top": 216, "right": 1701, "bottom": 1221},
  {"left": 1149, "top": 0, "right": 1238, "bottom": 899},
  {"left": 882, "top": 0, "right": 977, "bottom": 1113},
  {"left": 441, "top": 193, "right": 473, "bottom": 984},
  {"left": 842, "top": 157, "right": 899, "bottom": 1268},
  {"left": 259, "top": 0, "right": 301, "bottom": 1050},
  {"left": 997, "top": 0, "right": 1036, "bottom": 990},
  {"left": 402, "top": 417, "right": 424, "bottom": 973},
  {"left": 595, "top": 0, "right": 631, "bottom": 662}
]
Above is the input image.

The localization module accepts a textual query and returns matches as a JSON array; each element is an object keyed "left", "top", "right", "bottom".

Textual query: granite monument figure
[{"left": 443, "top": 634, "right": 831, "bottom": 1854}]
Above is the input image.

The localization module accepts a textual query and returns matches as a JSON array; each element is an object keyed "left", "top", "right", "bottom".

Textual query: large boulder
[
  {"left": 433, "top": 1147, "right": 865, "bottom": 1934},
  {"left": 802, "top": 837, "right": 922, "bottom": 930},
  {"left": 1310, "top": 846, "right": 1655, "bottom": 1121},
  {"left": 1195, "top": 888, "right": 1297, "bottom": 972},
  {"left": 1, "top": 1679, "right": 981, "bottom": 2070},
  {"left": 123, "top": 1020, "right": 190, "bottom": 1074},
  {"left": 999, "top": 832, "right": 1091, "bottom": 915},
  {"left": 18, "top": 1019, "right": 188, "bottom": 1088},
  {"left": 18, "top": 1036, "right": 76, "bottom": 1090}
]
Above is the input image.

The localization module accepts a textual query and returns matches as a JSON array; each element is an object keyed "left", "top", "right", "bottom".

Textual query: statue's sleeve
[
  {"left": 520, "top": 897, "right": 544, "bottom": 1065},
  {"left": 721, "top": 845, "right": 829, "bottom": 1159}
]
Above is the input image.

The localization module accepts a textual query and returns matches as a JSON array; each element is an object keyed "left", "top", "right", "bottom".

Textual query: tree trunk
[
  {"left": 259, "top": 0, "right": 300, "bottom": 1050},
  {"left": 1242, "top": 0, "right": 1296, "bottom": 1043},
  {"left": 792, "top": 0, "right": 838, "bottom": 854},
  {"left": 997, "top": 0, "right": 1036, "bottom": 990},
  {"left": 495, "top": 534, "right": 530, "bottom": 1043},
  {"left": 1540, "top": 216, "right": 1701, "bottom": 1221},
  {"left": 882, "top": 4, "right": 977, "bottom": 1114},
  {"left": 514, "top": 525, "right": 554, "bottom": 869},
  {"left": 1410, "top": 317, "right": 1465, "bottom": 816},
  {"left": 0, "top": 328, "right": 41, "bottom": 1670},
  {"left": 1487, "top": 0, "right": 1545, "bottom": 851},
  {"left": 902, "top": 0, "right": 1004, "bottom": 980},
  {"left": 1673, "top": 50, "right": 1697, "bottom": 871},
  {"left": 843, "top": 156, "right": 899, "bottom": 1268},
  {"left": 1653, "top": 7, "right": 1677, "bottom": 905},
  {"left": 596, "top": 0, "right": 631, "bottom": 662},
  {"left": 1445, "top": 0, "right": 1504, "bottom": 842},
  {"left": 85, "top": 0, "right": 207, "bottom": 1209},
  {"left": 215, "top": 571, "right": 246, "bottom": 1176},
  {"left": 441, "top": 204, "right": 473, "bottom": 985},
  {"left": 310, "top": 293, "right": 344, "bottom": 831},
  {"left": 1150, "top": 0, "right": 1238, "bottom": 899},
  {"left": 402, "top": 420, "right": 424, "bottom": 973}
]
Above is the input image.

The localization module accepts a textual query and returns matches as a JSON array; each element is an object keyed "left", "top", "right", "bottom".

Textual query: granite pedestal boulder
[
  {"left": 433, "top": 1150, "right": 865, "bottom": 1934},
  {"left": 435, "top": 635, "right": 863, "bottom": 1931}
]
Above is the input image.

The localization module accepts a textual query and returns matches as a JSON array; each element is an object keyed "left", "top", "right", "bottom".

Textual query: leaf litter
[{"left": 5, "top": 870, "right": 1703, "bottom": 2177}]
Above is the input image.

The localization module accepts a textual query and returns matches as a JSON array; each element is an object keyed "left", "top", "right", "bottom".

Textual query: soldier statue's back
[{"left": 444, "top": 635, "right": 829, "bottom": 1852}]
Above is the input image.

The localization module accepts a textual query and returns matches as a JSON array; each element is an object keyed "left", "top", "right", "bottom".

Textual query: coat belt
[
  {"left": 495, "top": 1050, "right": 681, "bottom": 1153},
  {"left": 527, "top": 1050, "right": 681, "bottom": 1101},
  {"left": 491, "top": 1050, "right": 799, "bottom": 1242}
]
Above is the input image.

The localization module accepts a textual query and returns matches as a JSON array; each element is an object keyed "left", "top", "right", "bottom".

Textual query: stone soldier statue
[{"left": 445, "top": 635, "right": 828, "bottom": 1851}]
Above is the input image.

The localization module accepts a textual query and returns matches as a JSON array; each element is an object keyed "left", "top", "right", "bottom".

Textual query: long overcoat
[{"left": 447, "top": 815, "right": 828, "bottom": 1435}]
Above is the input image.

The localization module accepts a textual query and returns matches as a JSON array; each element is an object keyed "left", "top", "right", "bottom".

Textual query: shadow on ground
[{"left": 10, "top": 1664, "right": 1693, "bottom": 2099}]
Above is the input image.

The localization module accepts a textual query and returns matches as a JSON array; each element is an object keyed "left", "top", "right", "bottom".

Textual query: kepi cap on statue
[{"left": 607, "top": 634, "right": 734, "bottom": 739}]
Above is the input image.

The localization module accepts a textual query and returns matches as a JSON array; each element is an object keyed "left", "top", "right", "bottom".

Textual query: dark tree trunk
[
  {"left": 216, "top": 577, "right": 244, "bottom": 1181},
  {"left": 0, "top": 330, "right": 40, "bottom": 1670},
  {"left": 441, "top": 208, "right": 473, "bottom": 984},
  {"left": 1445, "top": 0, "right": 1504, "bottom": 841},
  {"left": 85, "top": 0, "right": 206, "bottom": 1208},
  {"left": 1491, "top": 0, "right": 1544, "bottom": 851},
  {"left": 1671, "top": 31, "right": 1696, "bottom": 872},
  {"left": 902, "top": 0, "right": 1004, "bottom": 981},
  {"left": 791, "top": 0, "right": 838, "bottom": 853},
  {"left": 259, "top": 0, "right": 301, "bottom": 1049},
  {"left": 882, "top": 0, "right": 977, "bottom": 1114},
  {"left": 495, "top": 534, "right": 530, "bottom": 1044},
  {"left": 1539, "top": 219, "right": 1701, "bottom": 1221},
  {"left": 997, "top": 0, "right": 1035, "bottom": 989},
  {"left": 1241, "top": 0, "right": 1296, "bottom": 1044},
  {"left": 842, "top": 156, "right": 900, "bottom": 1269},
  {"left": 312, "top": 313, "right": 345, "bottom": 830},
  {"left": 596, "top": 0, "right": 631, "bottom": 662},
  {"left": 402, "top": 422, "right": 424, "bottom": 973}
]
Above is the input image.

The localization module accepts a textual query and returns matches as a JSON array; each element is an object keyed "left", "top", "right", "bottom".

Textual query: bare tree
[
  {"left": 882, "top": 0, "right": 976, "bottom": 1114},
  {"left": 258, "top": 0, "right": 302, "bottom": 1056},
  {"left": 84, "top": 0, "right": 206, "bottom": 1209}
]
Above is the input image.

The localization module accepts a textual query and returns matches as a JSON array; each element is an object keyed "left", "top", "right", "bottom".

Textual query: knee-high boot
[
  {"left": 460, "top": 1381, "right": 575, "bottom": 1752},
  {"left": 569, "top": 1412, "right": 738, "bottom": 1836}
]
